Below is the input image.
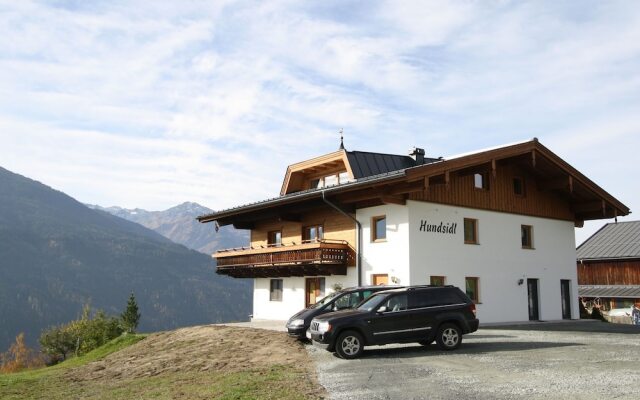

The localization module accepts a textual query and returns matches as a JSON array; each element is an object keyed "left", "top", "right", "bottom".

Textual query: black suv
[
  {"left": 286, "top": 286, "right": 400, "bottom": 340},
  {"left": 310, "top": 285, "right": 479, "bottom": 359}
]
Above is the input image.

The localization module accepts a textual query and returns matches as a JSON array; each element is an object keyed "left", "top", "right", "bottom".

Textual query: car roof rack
[{"left": 406, "top": 285, "right": 454, "bottom": 290}]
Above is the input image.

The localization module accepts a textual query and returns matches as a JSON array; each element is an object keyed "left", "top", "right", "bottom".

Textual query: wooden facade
[
  {"left": 578, "top": 260, "right": 640, "bottom": 285},
  {"left": 250, "top": 207, "right": 356, "bottom": 251},
  {"left": 409, "top": 163, "right": 574, "bottom": 221},
  {"left": 281, "top": 150, "right": 353, "bottom": 195},
  {"left": 213, "top": 207, "right": 357, "bottom": 278}
]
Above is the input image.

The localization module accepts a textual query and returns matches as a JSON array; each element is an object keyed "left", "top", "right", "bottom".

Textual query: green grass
[
  {"left": 0, "top": 334, "right": 321, "bottom": 400},
  {"left": 0, "top": 334, "right": 146, "bottom": 399}
]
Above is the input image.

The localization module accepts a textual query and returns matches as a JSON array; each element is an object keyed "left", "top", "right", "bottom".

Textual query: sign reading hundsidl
[{"left": 418, "top": 220, "right": 457, "bottom": 235}]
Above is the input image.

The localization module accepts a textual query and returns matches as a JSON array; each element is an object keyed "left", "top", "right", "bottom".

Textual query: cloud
[{"left": 0, "top": 0, "right": 638, "bottom": 247}]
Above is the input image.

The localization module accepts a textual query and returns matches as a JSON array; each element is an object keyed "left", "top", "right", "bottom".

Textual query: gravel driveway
[{"left": 306, "top": 321, "right": 640, "bottom": 399}]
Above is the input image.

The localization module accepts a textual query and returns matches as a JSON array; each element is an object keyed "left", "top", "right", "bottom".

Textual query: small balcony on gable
[{"left": 214, "top": 239, "right": 355, "bottom": 278}]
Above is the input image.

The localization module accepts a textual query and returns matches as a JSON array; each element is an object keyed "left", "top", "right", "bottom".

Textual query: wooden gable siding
[
  {"left": 409, "top": 163, "right": 574, "bottom": 221},
  {"left": 578, "top": 260, "right": 640, "bottom": 285},
  {"left": 250, "top": 207, "right": 356, "bottom": 251}
]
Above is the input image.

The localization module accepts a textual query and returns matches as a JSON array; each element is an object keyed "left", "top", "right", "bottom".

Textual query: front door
[
  {"left": 527, "top": 279, "right": 540, "bottom": 321},
  {"left": 305, "top": 277, "right": 325, "bottom": 307},
  {"left": 372, "top": 274, "right": 388, "bottom": 286},
  {"left": 561, "top": 280, "right": 571, "bottom": 319}
]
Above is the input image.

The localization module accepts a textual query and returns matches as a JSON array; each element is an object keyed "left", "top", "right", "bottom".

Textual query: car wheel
[
  {"left": 335, "top": 330, "right": 364, "bottom": 359},
  {"left": 436, "top": 323, "right": 462, "bottom": 350}
]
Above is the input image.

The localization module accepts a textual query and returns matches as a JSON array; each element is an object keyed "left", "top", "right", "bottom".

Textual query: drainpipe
[{"left": 321, "top": 190, "right": 362, "bottom": 286}]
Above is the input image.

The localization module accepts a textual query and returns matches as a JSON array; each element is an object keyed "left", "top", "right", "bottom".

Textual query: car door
[
  {"left": 403, "top": 290, "right": 440, "bottom": 341},
  {"left": 365, "top": 293, "right": 415, "bottom": 344}
]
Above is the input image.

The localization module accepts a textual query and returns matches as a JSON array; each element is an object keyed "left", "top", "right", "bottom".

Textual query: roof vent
[{"left": 409, "top": 147, "right": 425, "bottom": 165}]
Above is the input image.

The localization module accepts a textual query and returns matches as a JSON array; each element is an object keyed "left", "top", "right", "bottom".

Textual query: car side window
[
  {"left": 383, "top": 294, "right": 408, "bottom": 312},
  {"left": 333, "top": 294, "right": 351, "bottom": 310},
  {"left": 348, "top": 293, "right": 361, "bottom": 307},
  {"left": 409, "top": 290, "right": 440, "bottom": 308},
  {"left": 409, "top": 289, "right": 466, "bottom": 309}
]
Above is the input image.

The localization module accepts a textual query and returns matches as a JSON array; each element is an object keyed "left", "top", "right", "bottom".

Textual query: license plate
[{"left": 305, "top": 329, "right": 311, "bottom": 340}]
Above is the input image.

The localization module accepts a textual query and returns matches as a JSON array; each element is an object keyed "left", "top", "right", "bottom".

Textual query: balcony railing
[{"left": 214, "top": 239, "right": 354, "bottom": 278}]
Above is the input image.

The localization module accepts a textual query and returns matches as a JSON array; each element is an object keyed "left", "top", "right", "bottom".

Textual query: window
[
  {"left": 381, "top": 294, "right": 408, "bottom": 312},
  {"left": 474, "top": 172, "right": 489, "bottom": 190},
  {"left": 338, "top": 171, "right": 351, "bottom": 184},
  {"left": 309, "top": 172, "right": 351, "bottom": 190},
  {"left": 430, "top": 276, "right": 446, "bottom": 286},
  {"left": 303, "top": 224, "right": 324, "bottom": 242},
  {"left": 465, "top": 277, "right": 479, "bottom": 303},
  {"left": 324, "top": 174, "right": 338, "bottom": 186},
  {"left": 409, "top": 289, "right": 464, "bottom": 309},
  {"left": 270, "top": 279, "right": 283, "bottom": 301},
  {"left": 333, "top": 292, "right": 361, "bottom": 310},
  {"left": 310, "top": 178, "right": 322, "bottom": 189},
  {"left": 372, "top": 216, "right": 386, "bottom": 242},
  {"left": 513, "top": 177, "right": 526, "bottom": 196},
  {"left": 521, "top": 225, "right": 533, "bottom": 249},
  {"left": 464, "top": 218, "right": 478, "bottom": 244},
  {"left": 267, "top": 230, "right": 282, "bottom": 247}
]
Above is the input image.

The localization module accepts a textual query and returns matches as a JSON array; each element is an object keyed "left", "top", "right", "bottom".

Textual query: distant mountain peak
[{"left": 88, "top": 201, "right": 247, "bottom": 255}]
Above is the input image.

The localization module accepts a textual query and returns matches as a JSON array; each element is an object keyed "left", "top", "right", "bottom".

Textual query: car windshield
[
  {"left": 357, "top": 293, "right": 388, "bottom": 311},
  {"left": 309, "top": 291, "right": 342, "bottom": 309}
]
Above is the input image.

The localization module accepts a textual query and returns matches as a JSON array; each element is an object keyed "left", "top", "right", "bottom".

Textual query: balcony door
[{"left": 305, "top": 277, "right": 325, "bottom": 307}]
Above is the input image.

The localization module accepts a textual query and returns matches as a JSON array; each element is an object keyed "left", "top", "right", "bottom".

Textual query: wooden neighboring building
[
  {"left": 577, "top": 221, "right": 640, "bottom": 310},
  {"left": 198, "top": 139, "right": 630, "bottom": 322}
]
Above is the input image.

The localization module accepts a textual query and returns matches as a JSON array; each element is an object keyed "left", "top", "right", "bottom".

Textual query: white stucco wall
[
  {"left": 357, "top": 204, "right": 411, "bottom": 286},
  {"left": 252, "top": 267, "right": 358, "bottom": 321},
  {"left": 354, "top": 201, "right": 577, "bottom": 323},
  {"left": 407, "top": 200, "right": 578, "bottom": 323}
]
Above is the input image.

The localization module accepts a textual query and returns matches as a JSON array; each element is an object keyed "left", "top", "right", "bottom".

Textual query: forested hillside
[
  {"left": 0, "top": 167, "right": 252, "bottom": 349},
  {"left": 88, "top": 202, "right": 248, "bottom": 255}
]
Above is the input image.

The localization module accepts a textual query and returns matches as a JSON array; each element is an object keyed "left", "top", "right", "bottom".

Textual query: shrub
[
  {"left": 39, "top": 324, "right": 77, "bottom": 363},
  {"left": 39, "top": 304, "right": 124, "bottom": 363}
]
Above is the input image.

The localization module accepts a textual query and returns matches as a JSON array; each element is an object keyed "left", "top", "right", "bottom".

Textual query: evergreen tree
[{"left": 121, "top": 292, "right": 141, "bottom": 333}]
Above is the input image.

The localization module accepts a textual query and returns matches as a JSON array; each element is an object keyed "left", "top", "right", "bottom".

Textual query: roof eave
[{"left": 197, "top": 169, "right": 408, "bottom": 224}]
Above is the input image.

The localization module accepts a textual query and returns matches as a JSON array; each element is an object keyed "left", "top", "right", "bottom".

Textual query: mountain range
[
  {"left": 87, "top": 202, "right": 248, "bottom": 255},
  {"left": 0, "top": 166, "right": 252, "bottom": 350}
]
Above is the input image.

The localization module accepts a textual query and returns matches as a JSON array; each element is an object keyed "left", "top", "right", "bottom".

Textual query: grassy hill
[
  {"left": 0, "top": 326, "right": 323, "bottom": 399},
  {"left": 0, "top": 166, "right": 252, "bottom": 350}
]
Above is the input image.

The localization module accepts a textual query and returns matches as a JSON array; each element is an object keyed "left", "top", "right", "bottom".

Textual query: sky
[{"left": 1, "top": 0, "right": 639, "bottom": 245}]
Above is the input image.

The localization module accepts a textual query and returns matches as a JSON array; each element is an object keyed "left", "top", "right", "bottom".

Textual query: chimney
[{"left": 409, "top": 147, "right": 425, "bottom": 165}]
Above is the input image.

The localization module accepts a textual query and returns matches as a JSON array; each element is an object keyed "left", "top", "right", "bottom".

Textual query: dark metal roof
[
  {"left": 197, "top": 168, "right": 408, "bottom": 222},
  {"left": 576, "top": 221, "right": 640, "bottom": 260},
  {"left": 345, "top": 151, "right": 439, "bottom": 179},
  {"left": 579, "top": 285, "right": 640, "bottom": 298}
]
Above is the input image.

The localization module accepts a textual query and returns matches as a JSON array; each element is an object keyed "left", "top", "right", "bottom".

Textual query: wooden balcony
[{"left": 214, "top": 239, "right": 354, "bottom": 278}]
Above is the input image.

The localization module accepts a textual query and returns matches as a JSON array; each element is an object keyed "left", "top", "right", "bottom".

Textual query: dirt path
[{"left": 65, "top": 325, "right": 324, "bottom": 398}]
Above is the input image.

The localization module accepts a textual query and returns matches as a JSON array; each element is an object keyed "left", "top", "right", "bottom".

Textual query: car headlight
[
  {"left": 316, "top": 321, "right": 331, "bottom": 334},
  {"left": 288, "top": 319, "right": 304, "bottom": 327}
]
